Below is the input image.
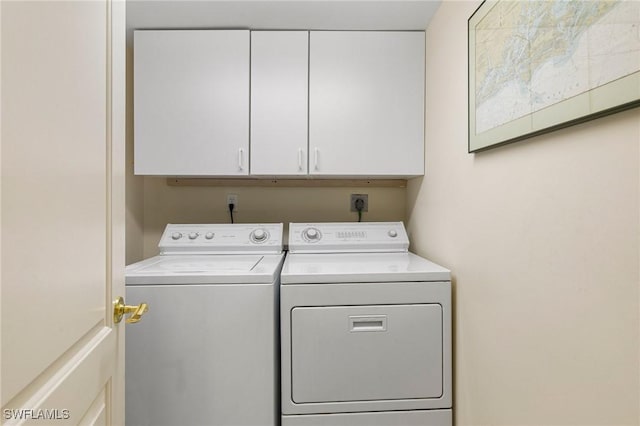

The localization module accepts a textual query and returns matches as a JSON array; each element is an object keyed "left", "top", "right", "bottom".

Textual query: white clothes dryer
[
  {"left": 125, "top": 223, "right": 284, "bottom": 426},
  {"left": 281, "top": 222, "right": 452, "bottom": 426}
]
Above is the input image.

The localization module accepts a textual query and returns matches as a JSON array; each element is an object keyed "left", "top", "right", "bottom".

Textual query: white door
[
  {"left": 1, "top": 1, "right": 128, "bottom": 425},
  {"left": 309, "top": 31, "right": 425, "bottom": 177},
  {"left": 134, "top": 30, "right": 250, "bottom": 176},
  {"left": 250, "top": 31, "right": 309, "bottom": 176}
]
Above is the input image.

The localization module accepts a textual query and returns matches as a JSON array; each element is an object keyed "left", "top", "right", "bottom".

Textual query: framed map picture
[{"left": 468, "top": 0, "right": 640, "bottom": 152}]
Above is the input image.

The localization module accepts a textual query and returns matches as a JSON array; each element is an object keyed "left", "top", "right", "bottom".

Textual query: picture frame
[{"left": 468, "top": 0, "right": 640, "bottom": 152}]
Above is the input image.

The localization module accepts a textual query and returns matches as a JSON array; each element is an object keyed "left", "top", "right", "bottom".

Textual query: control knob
[
  {"left": 251, "top": 228, "right": 268, "bottom": 243},
  {"left": 303, "top": 228, "right": 321, "bottom": 242},
  {"left": 171, "top": 232, "right": 182, "bottom": 240},
  {"left": 205, "top": 232, "right": 214, "bottom": 240},
  {"left": 188, "top": 232, "right": 199, "bottom": 240},
  {"left": 388, "top": 230, "right": 398, "bottom": 238}
]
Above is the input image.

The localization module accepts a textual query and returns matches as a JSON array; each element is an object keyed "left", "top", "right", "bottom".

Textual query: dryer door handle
[{"left": 349, "top": 315, "right": 387, "bottom": 332}]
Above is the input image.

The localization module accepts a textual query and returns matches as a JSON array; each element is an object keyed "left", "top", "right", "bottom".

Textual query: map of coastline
[{"left": 474, "top": 0, "right": 640, "bottom": 134}]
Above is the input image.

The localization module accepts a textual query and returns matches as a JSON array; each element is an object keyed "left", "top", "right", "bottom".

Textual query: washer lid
[
  {"left": 281, "top": 252, "right": 450, "bottom": 284},
  {"left": 125, "top": 254, "right": 284, "bottom": 285}
]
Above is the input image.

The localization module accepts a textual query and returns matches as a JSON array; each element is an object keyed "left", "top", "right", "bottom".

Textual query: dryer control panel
[
  {"left": 159, "top": 223, "right": 283, "bottom": 254},
  {"left": 289, "top": 222, "right": 409, "bottom": 253}
]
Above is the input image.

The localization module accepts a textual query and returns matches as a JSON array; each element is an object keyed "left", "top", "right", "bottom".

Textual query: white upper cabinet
[
  {"left": 134, "top": 30, "right": 425, "bottom": 178},
  {"left": 251, "top": 31, "right": 309, "bottom": 176},
  {"left": 134, "top": 30, "right": 250, "bottom": 176},
  {"left": 309, "top": 31, "right": 425, "bottom": 177}
]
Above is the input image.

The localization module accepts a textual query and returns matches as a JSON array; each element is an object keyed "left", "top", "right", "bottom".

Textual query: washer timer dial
[{"left": 250, "top": 228, "right": 269, "bottom": 244}]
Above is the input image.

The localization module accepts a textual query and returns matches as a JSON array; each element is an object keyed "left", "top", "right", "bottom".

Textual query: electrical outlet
[
  {"left": 227, "top": 194, "right": 238, "bottom": 212},
  {"left": 350, "top": 194, "right": 369, "bottom": 212}
]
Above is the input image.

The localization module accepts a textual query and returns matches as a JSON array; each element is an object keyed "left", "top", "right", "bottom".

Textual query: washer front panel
[{"left": 126, "top": 280, "right": 278, "bottom": 426}]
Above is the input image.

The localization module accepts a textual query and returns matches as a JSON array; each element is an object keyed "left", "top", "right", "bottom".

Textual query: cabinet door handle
[
  {"left": 238, "top": 148, "right": 244, "bottom": 171},
  {"left": 298, "top": 148, "right": 303, "bottom": 171},
  {"left": 314, "top": 148, "right": 319, "bottom": 171}
]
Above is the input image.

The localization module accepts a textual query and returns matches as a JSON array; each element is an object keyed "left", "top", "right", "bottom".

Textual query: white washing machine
[
  {"left": 280, "top": 222, "right": 452, "bottom": 426},
  {"left": 125, "top": 223, "right": 284, "bottom": 426}
]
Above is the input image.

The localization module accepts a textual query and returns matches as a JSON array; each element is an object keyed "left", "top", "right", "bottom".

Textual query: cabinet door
[
  {"left": 134, "top": 30, "right": 249, "bottom": 176},
  {"left": 251, "top": 31, "right": 308, "bottom": 176},
  {"left": 309, "top": 32, "right": 425, "bottom": 177}
]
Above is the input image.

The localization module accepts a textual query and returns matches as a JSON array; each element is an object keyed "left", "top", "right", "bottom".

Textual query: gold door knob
[{"left": 113, "top": 296, "right": 149, "bottom": 324}]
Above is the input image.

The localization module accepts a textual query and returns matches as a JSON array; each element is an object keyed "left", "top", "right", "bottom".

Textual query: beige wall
[
  {"left": 407, "top": 1, "right": 640, "bottom": 425},
  {"left": 126, "top": 47, "right": 144, "bottom": 264}
]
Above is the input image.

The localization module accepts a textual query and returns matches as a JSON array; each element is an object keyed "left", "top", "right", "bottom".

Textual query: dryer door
[{"left": 290, "top": 304, "right": 442, "bottom": 404}]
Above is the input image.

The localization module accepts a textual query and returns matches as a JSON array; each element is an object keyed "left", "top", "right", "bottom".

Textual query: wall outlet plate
[
  {"left": 350, "top": 194, "right": 368, "bottom": 212},
  {"left": 227, "top": 194, "right": 238, "bottom": 212}
]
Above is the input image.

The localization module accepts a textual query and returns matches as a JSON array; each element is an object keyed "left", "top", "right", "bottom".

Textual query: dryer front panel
[
  {"left": 281, "top": 281, "right": 452, "bottom": 415},
  {"left": 291, "top": 304, "right": 443, "bottom": 404}
]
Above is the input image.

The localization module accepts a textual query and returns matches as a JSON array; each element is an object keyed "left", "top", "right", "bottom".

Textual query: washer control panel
[
  {"left": 289, "top": 222, "right": 409, "bottom": 253},
  {"left": 159, "top": 223, "right": 283, "bottom": 254}
]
